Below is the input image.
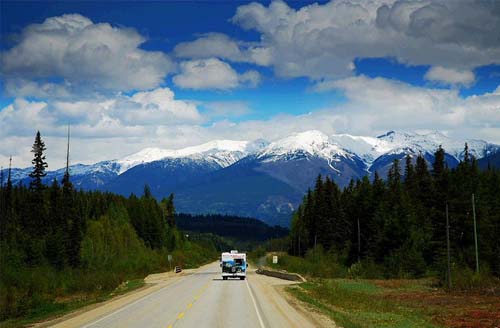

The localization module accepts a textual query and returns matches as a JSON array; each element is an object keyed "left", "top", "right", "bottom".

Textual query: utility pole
[
  {"left": 298, "top": 234, "right": 301, "bottom": 256},
  {"left": 472, "top": 194, "right": 479, "bottom": 273},
  {"left": 446, "top": 202, "right": 452, "bottom": 289},
  {"left": 8, "top": 157, "right": 12, "bottom": 186},
  {"left": 313, "top": 233, "right": 317, "bottom": 261},
  {"left": 357, "top": 218, "right": 361, "bottom": 262},
  {"left": 63, "top": 124, "right": 71, "bottom": 184}
]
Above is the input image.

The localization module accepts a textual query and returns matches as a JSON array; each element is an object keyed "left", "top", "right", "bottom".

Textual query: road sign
[
  {"left": 168, "top": 254, "right": 172, "bottom": 262},
  {"left": 272, "top": 255, "right": 278, "bottom": 264}
]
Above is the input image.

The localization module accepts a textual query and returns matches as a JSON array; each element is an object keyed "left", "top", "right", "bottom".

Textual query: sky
[{"left": 1, "top": 0, "right": 499, "bottom": 169}]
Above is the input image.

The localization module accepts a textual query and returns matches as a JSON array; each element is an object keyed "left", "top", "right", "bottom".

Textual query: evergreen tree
[
  {"left": 432, "top": 146, "right": 446, "bottom": 178},
  {"left": 161, "top": 193, "right": 176, "bottom": 227},
  {"left": 404, "top": 154, "right": 415, "bottom": 191},
  {"left": 29, "top": 131, "right": 48, "bottom": 191}
]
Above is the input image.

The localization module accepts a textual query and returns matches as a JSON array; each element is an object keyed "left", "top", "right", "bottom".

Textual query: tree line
[
  {"left": 176, "top": 213, "right": 289, "bottom": 242},
  {"left": 289, "top": 145, "right": 500, "bottom": 279},
  {"left": 0, "top": 131, "right": 216, "bottom": 320}
]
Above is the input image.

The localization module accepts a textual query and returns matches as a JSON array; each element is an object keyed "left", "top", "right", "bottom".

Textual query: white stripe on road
[{"left": 245, "top": 278, "right": 266, "bottom": 328}]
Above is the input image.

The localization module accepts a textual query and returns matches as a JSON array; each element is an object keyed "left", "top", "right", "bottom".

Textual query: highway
[{"left": 50, "top": 262, "right": 325, "bottom": 328}]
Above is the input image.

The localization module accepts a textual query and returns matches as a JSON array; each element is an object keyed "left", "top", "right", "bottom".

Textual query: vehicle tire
[
  {"left": 223, "top": 277, "right": 227, "bottom": 280},
  {"left": 240, "top": 277, "right": 245, "bottom": 280}
]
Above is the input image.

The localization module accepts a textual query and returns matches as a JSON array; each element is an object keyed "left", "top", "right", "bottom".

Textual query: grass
[
  {"left": 288, "top": 277, "right": 500, "bottom": 328},
  {"left": 287, "top": 279, "right": 438, "bottom": 328},
  {"left": 0, "top": 279, "right": 145, "bottom": 328},
  {"left": 269, "top": 252, "right": 500, "bottom": 327}
]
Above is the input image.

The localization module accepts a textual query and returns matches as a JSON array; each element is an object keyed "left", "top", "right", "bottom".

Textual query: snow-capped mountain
[
  {"left": 116, "top": 139, "right": 264, "bottom": 174},
  {"left": 3, "top": 130, "right": 498, "bottom": 226},
  {"left": 258, "top": 130, "right": 353, "bottom": 164},
  {"left": 253, "top": 130, "right": 367, "bottom": 191}
]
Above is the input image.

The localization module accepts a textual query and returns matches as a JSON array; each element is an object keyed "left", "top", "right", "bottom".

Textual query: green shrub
[
  {"left": 267, "top": 247, "right": 347, "bottom": 278},
  {"left": 449, "top": 266, "right": 499, "bottom": 291}
]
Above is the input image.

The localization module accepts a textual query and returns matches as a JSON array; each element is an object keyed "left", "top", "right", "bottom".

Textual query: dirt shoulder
[{"left": 32, "top": 263, "right": 213, "bottom": 328}]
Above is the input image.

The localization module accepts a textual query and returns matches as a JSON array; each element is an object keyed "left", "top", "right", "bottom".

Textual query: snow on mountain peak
[
  {"left": 116, "top": 139, "right": 264, "bottom": 173},
  {"left": 117, "top": 147, "right": 174, "bottom": 173},
  {"left": 259, "top": 130, "right": 349, "bottom": 161},
  {"left": 174, "top": 140, "right": 250, "bottom": 157},
  {"left": 374, "top": 130, "right": 490, "bottom": 160}
]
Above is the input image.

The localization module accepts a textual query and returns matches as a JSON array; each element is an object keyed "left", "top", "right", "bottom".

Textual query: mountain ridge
[{"left": 3, "top": 130, "right": 499, "bottom": 226}]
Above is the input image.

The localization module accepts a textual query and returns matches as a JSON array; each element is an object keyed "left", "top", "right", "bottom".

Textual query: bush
[
  {"left": 267, "top": 246, "right": 347, "bottom": 278},
  {"left": 347, "top": 260, "right": 385, "bottom": 280},
  {"left": 449, "top": 266, "right": 500, "bottom": 291}
]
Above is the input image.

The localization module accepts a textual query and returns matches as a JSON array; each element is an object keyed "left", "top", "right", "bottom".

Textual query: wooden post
[
  {"left": 446, "top": 202, "right": 452, "bottom": 289},
  {"left": 472, "top": 194, "right": 479, "bottom": 273},
  {"left": 357, "top": 218, "right": 361, "bottom": 262}
]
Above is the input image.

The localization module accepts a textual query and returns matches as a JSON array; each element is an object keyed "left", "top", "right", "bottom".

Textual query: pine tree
[
  {"left": 432, "top": 146, "right": 446, "bottom": 178},
  {"left": 388, "top": 158, "right": 402, "bottom": 196},
  {"left": 404, "top": 154, "right": 415, "bottom": 190},
  {"left": 29, "top": 131, "right": 48, "bottom": 191},
  {"left": 463, "top": 142, "right": 470, "bottom": 164},
  {"left": 161, "top": 193, "right": 176, "bottom": 227}
]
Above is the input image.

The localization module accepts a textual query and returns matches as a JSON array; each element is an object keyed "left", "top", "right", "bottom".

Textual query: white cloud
[
  {"left": 424, "top": 66, "right": 475, "bottom": 87},
  {"left": 3, "top": 76, "right": 499, "bottom": 170},
  {"left": 1, "top": 14, "right": 173, "bottom": 96},
  {"left": 224, "top": 0, "right": 500, "bottom": 81},
  {"left": 0, "top": 87, "right": 203, "bottom": 167},
  {"left": 173, "top": 58, "right": 261, "bottom": 90},
  {"left": 173, "top": 33, "right": 272, "bottom": 66}
]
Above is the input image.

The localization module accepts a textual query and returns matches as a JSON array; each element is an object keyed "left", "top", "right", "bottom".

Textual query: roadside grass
[
  {"left": 0, "top": 279, "right": 145, "bottom": 328},
  {"left": 287, "top": 279, "right": 438, "bottom": 328}
]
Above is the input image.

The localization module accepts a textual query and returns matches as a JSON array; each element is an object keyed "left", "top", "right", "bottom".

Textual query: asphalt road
[{"left": 51, "top": 261, "right": 320, "bottom": 328}]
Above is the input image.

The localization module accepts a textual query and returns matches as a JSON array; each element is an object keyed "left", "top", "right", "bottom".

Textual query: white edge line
[
  {"left": 246, "top": 278, "right": 266, "bottom": 328},
  {"left": 81, "top": 273, "right": 189, "bottom": 328}
]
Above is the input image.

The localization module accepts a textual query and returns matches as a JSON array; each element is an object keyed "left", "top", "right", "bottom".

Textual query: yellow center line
[{"left": 168, "top": 273, "right": 216, "bottom": 327}]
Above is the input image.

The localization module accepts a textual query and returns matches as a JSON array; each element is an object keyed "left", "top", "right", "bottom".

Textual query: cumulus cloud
[
  {"left": 2, "top": 76, "right": 499, "bottom": 169},
  {"left": 173, "top": 58, "right": 261, "bottom": 90},
  {"left": 174, "top": 32, "right": 272, "bottom": 66},
  {"left": 222, "top": 0, "right": 500, "bottom": 81},
  {"left": 424, "top": 66, "right": 475, "bottom": 87},
  {"left": 0, "top": 87, "right": 203, "bottom": 167},
  {"left": 1, "top": 14, "right": 173, "bottom": 96}
]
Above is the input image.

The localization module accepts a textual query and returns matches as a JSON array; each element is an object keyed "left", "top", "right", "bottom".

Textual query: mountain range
[{"left": 3, "top": 130, "right": 499, "bottom": 226}]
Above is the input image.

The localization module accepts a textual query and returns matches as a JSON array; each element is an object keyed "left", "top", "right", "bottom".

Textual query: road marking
[
  {"left": 81, "top": 277, "right": 187, "bottom": 328},
  {"left": 246, "top": 278, "right": 266, "bottom": 328},
  {"left": 167, "top": 273, "right": 216, "bottom": 327}
]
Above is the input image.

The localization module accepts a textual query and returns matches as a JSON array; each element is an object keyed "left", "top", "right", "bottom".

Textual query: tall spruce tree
[{"left": 29, "top": 131, "right": 48, "bottom": 191}]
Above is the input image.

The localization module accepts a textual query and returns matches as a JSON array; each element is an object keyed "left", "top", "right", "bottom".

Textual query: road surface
[{"left": 49, "top": 261, "right": 330, "bottom": 328}]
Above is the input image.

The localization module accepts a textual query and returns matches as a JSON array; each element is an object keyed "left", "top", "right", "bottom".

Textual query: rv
[{"left": 221, "top": 250, "right": 247, "bottom": 280}]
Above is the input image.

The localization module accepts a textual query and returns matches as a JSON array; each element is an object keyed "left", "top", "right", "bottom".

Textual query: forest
[
  {"left": 289, "top": 145, "right": 500, "bottom": 282},
  {"left": 176, "top": 213, "right": 289, "bottom": 242},
  {"left": 0, "top": 132, "right": 221, "bottom": 322}
]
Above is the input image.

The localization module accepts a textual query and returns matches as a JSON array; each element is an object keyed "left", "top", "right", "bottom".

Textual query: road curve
[{"left": 50, "top": 261, "right": 322, "bottom": 328}]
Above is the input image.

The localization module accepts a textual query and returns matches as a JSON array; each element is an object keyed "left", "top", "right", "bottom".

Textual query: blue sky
[{"left": 1, "top": 0, "right": 499, "bottom": 168}]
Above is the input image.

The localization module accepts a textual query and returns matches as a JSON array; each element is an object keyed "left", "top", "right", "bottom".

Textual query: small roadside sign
[
  {"left": 168, "top": 254, "right": 172, "bottom": 262},
  {"left": 273, "top": 255, "right": 278, "bottom": 264}
]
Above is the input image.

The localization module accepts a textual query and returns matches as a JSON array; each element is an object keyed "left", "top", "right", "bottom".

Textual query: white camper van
[{"left": 221, "top": 250, "right": 247, "bottom": 280}]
